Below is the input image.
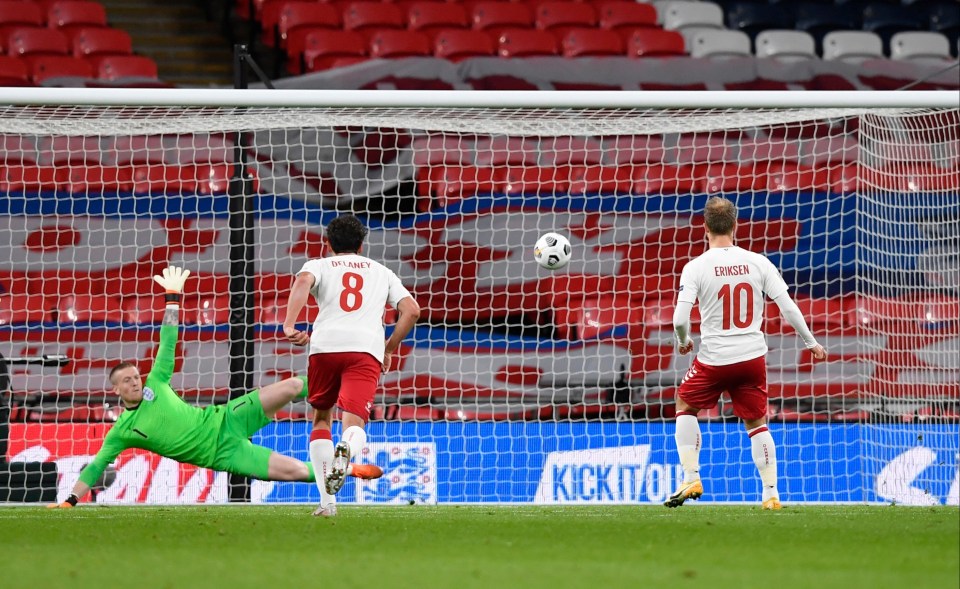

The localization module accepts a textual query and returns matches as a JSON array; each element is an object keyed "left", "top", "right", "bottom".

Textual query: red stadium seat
[
  {"left": 496, "top": 28, "right": 557, "bottom": 57},
  {"left": 71, "top": 27, "right": 132, "bottom": 57},
  {"left": 763, "top": 162, "right": 831, "bottom": 192},
  {"left": 67, "top": 165, "right": 136, "bottom": 192},
  {"left": 409, "top": 134, "right": 475, "bottom": 166},
  {"left": 47, "top": 1, "right": 106, "bottom": 31},
  {"left": 554, "top": 295, "right": 640, "bottom": 340},
  {"left": 341, "top": 1, "right": 405, "bottom": 34},
  {"left": 164, "top": 134, "right": 234, "bottom": 165},
  {"left": 132, "top": 163, "right": 232, "bottom": 195},
  {"left": 407, "top": 2, "right": 468, "bottom": 40},
  {"left": 567, "top": 165, "right": 633, "bottom": 195},
  {"left": 539, "top": 136, "right": 604, "bottom": 166},
  {"left": 0, "top": 294, "right": 48, "bottom": 325},
  {"left": 302, "top": 30, "right": 367, "bottom": 71},
  {"left": 0, "top": 55, "right": 30, "bottom": 86},
  {"left": 766, "top": 297, "right": 847, "bottom": 335},
  {"left": 0, "top": 164, "right": 67, "bottom": 191},
  {"left": 631, "top": 163, "right": 696, "bottom": 194},
  {"left": 28, "top": 55, "right": 94, "bottom": 83},
  {"left": 598, "top": 1, "right": 657, "bottom": 40},
  {"left": 433, "top": 29, "right": 495, "bottom": 60},
  {"left": 190, "top": 295, "right": 230, "bottom": 326},
  {"left": 103, "top": 135, "right": 166, "bottom": 166},
  {"left": 414, "top": 165, "right": 496, "bottom": 209},
  {"left": 473, "top": 135, "right": 539, "bottom": 166},
  {"left": 119, "top": 295, "right": 165, "bottom": 324},
  {"left": 55, "top": 294, "right": 123, "bottom": 324},
  {"left": 6, "top": 27, "right": 69, "bottom": 56},
  {"left": 497, "top": 165, "right": 569, "bottom": 195},
  {"left": 94, "top": 55, "right": 158, "bottom": 80},
  {"left": 0, "top": 1, "right": 43, "bottom": 53},
  {"left": 627, "top": 29, "right": 685, "bottom": 57},
  {"left": 471, "top": 2, "right": 533, "bottom": 36},
  {"left": 37, "top": 135, "right": 102, "bottom": 165},
  {"left": 369, "top": 30, "right": 432, "bottom": 58},
  {"left": 603, "top": 135, "right": 666, "bottom": 165},
  {"left": 670, "top": 134, "right": 735, "bottom": 165},
  {"left": 534, "top": 2, "right": 596, "bottom": 38},
  {"left": 561, "top": 28, "right": 624, "bottom": 57},
  {"left": 0, "top": 134, "right": 38, "bottom": 164},
  {"left": 277, "top": 1, "right": 340, "bottom": 63}
]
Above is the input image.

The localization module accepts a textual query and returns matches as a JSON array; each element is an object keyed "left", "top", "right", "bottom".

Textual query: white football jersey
[
  {"left": 676, "top": 246, "right": 789, "bottom": 366},
  {"left": 298, "top": 254, "right": 412, "bottom": 363}
]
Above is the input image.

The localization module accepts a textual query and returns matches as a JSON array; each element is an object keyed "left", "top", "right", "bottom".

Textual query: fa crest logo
[{"left": 142, "top": 387, "right": 155, "bottom": 401}]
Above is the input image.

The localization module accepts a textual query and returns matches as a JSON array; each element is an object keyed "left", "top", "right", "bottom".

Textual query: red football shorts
[
  {"left": 307, "top": 351, "right": 382, "bottom": 421},
  {"left": 677, "top": 355, "right": 768, "bottom": 421}
]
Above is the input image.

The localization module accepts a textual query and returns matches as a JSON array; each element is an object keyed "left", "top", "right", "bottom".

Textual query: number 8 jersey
[
  {"left": 677, "top": 246, "right": 789, "bottom": 366},
  {"left": 298, "top": 254, "right": 413, "bottom": 363}
]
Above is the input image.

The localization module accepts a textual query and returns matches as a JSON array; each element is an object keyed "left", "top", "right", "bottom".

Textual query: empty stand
[
  {"left": 0, "top": 2, "right": 43, "bottom": 53},
  {"left": 755, "top": 30, "right": 817, "bottom": 62},
  {"left": 341, "top": 1, "right": 405, "bottom": 34},
  {"left": 661, "top": 1, "right": 725, "bottom": 33},
  {"left": 0, "top": 294, "right": 47, "bottom": 325},
  {"left": 725, "top": 2, "right": 792, "bottom": 40},
  {"left": 71, "top": 27, "right": 132, "bottom": 58},
  {"left": 597, "top": 1, "right": 658, "bottom": 40},
  {"left": 862, "top": 4, "right": 927, "bottom": 49},
  {"left": 29, "top": 55, "right": 94, "bottom": 83},
  {"left": 561, "top": 28, "right": 624, "bottom": 57},
  {"left": 890, "top": 31, "right": 953, "bottom": 63},
  {"left": 6, "top": 28, "right": 69, "bottom": 57},
  {"left": 434, "top": 29, "right": 495, "bottom": 60},
  {"left": 302, "top": 29, "right": 367, "bottom": 71},
  {"left": 46, "top": 1, "right": 107, "bottom": 31},
  {"left": 407, "top": 2, "right": 469, "bottom": 39},
  {"left": 534, "top": 2, "right": 597, "bottom": 38},
  {"left": 626, "top": 29, "right": 686, "bottom": 57},
  {"left": 689, "top": 29, "right": 751, "bottom": 58},
  {"left": 0, "top": 55, "right": 30, "bottom": 85},
  {"left": 95, "top": 55, "right": 158, "bottom": 80},
  {"left": 471, "top": 2, "right": 534, "bottom": 35},
  {"left": 370, "top": 29, "right": 432, "bottom": 57},
  {"left": 54, "top": 294, "right": 123, "bottom": 324},
  {"left": 276, "top": 2, "right": 341, "bottom": 61},
  {"left": 793, "top": 3, "right": 860, "bottom": 50},
  {"left": 497, "top": 28, "right": 558, "bottom": 57},
  {"left": 822, "top": 30, "right": 884, "bottom": 63}
]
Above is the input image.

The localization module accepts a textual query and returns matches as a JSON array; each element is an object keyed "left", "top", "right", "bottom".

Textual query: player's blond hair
[
  {"left": 109, "top": 361, "right": 137, "bottom": 384},
  {"left": 704, "top": 197, "right": 737, "bottom": 236}
]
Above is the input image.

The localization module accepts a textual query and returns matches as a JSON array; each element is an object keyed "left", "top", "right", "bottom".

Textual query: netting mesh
[{"left": 0, "top": 102, "right": 957, "bottom": 505}]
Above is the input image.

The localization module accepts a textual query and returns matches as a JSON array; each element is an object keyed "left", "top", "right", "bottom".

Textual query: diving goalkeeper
[{"left": 49, "top": 266, "right": 381, "bottom": 508}]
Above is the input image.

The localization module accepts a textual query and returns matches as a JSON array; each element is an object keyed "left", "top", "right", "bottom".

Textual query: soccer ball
[{"left": 534, "top": 232, "right": 572, "bottom": 270}]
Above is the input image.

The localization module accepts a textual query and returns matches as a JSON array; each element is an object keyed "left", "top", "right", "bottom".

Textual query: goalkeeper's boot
[
  {"left": 312, "top": 503, "right": 337, "bottom": 517},
  {"left": 762, "top": 497, "right": 782, "bottom": 511},
  {"left": 325, "top": 441, "right": 351, "bottom": 495},
  {"left": 348, "top": 463, "right": 383, "bottom": 481},
  {"left": 664, "top": 479, "right": 704, "bottom": 508}
]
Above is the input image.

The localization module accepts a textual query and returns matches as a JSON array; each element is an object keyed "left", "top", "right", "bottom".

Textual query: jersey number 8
[{"left": 339, "top": 272, "right": 364, "bottom": 312}]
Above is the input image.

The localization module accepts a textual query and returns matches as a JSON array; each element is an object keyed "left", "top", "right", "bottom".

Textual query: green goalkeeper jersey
[{"left": 77, "top": 324, "right": 226, "bottom": 487}]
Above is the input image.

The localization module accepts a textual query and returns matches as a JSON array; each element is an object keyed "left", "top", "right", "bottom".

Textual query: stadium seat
[
  {"left": 46, "top": 1, "right": 107, "bottom": 31},
  {"left": 822, "top": 31, "right": 883, "bottom": 63},
  {"left": 0, "top": 164, "right": 67, "bottom": 191},
  {"left": 763, "top": 162, "right": 831, "bottom": 192},
  {"left": 496, "top": 29, "right": 558, "bottom": 57},
  {"left": 36, "top": 136, "right": 101, "bottom": 165},
  {"left": 566, "top": 165, "right": 633, "bottom": 195},
  {"left": 755, "top": 30, "right": 817, "bottom": 62},
  {"left": 6, "top": 27, "right": 69, "bottom": 56},
  {"left": 276, "top": 2, "right": 340, "bottom": 51},
  {"left": 471, "top": 2, "right": 533, "bottom": 36},
  {"left": 28, "top": 55, "right": 94, "bottom": 83},
  {"left": 626, "top": 29, "right": 685, "bottom": 57},
  {"left": 688, "top": 29, "right": 750, "bottom": 58},
  {"left": 0, "top": 135, "right": 38, "bottom": 165},
  {"left": 132, "top": 163, "right": 232, "bottom": 195},
  {"left": 890, "top": 31, "right": 953, "bottom": 64},
  {"left": 497, "top": 165, "right": 570, "bottom": 195},
  {"left": 409, "top": 134, "right": 474, "bottom": 166},
  {"left": 302, "top": 29, "right": 367, "bottom": 71},
  {"left": 0, "top": 55, "right": 30, "bottom": 86},
  {"left": 561, "top": 28, "right": 624, "bottom": 57},
  {"left": 539, "top": 136, "right": 604, "bottom": 166},
  {"left": 434, "top": 29, "right": 495, "bottom": 60},
  {"left": 164, "top": 134, "right": 234, "bottom": 165},
  {"left": 71, "top": 27, "right": 132, "bottom": 58},
  {"left": 0, "top": 1, "right": 43, "bottom": 52},
  {"left": 473, "top": 135, "right": 539, "bottom": 166},
  {"left": 103, "top": 135, "right": 166, "bottom": 166},
  {"left": 603, "top": 135, "right": 666, "bottom": 165},
  {"left": 54, "top": 294, "right": 123, "bottom": 324},
  {"left": 793, "top": 3, "right": 860, "bottom": 51},
  {"left": 670, "top": 134, "right": 735, "bottom": 165},
  {"left": 861, "top": 4, "right": 926, "bottom": 49},
  {"left": 341, "top": 1, "right": 405, "bottom": 34},
  {"left": 597, "top": 1, "right": 657, "bottom": 40},
  {"left": 95, "top": 55, "right": 158, "bottom": 80},
  {"left": 534, "top": 2, "right": 596, "bottom": 38},
  {"left": 725, "top": 2, "right": 792, "bottom": 40},
  {"left": 369, "top": 30, "right": 432, "bottom": 58},
  {"left": 407, "top": 2, "right": 469, "bottom": 40},
  {"left": 661, "top": 1, "right": 724, "bottom": 33},
  {"left": 631, "top": 163, "right": 697, "bottom": 194},
  {"left": 0, "top": 293, "right": 47, "bottom": 325},
  {"left": 415, "top": 165, "right": 496, "bottom": 206}
]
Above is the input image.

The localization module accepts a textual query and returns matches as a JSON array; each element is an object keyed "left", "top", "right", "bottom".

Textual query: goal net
[{"left": 0, "top": 90, "right": 957, "bottom": 506}]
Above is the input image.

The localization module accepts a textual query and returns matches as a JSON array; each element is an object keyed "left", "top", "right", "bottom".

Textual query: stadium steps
[{"left": 98, "top": 0, "right": 234, "bottom": 87}]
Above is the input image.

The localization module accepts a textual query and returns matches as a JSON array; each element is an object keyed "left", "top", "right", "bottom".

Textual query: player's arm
[
  {"left": 384, "top": 273, "right": 421, "bottom": 372},
  {"left": 283, "top": 271, "right": 316, "bottom": 346},
  {"left": 150, "top": 266, "right": 190, "bottom": 384},
  {"left": 673, "top": 264, "right": 698, "bottom": 355},
  {"left": 772, "top": 293, "right": 827, "bottom": 360},
  {"left": 47, "top": 431, "right": 125, "bottom": 508}
]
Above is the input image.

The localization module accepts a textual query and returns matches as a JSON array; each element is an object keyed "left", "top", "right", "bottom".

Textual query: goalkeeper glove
[
  {"left": 46, "top": 494, "right": 79, "bottom": 509},
  {"left": 153, "top": 266, "right": 191, "bottom": 303}
]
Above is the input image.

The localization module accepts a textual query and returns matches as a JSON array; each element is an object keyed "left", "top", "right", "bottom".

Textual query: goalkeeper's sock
[
  {"left": 342, "top": 425, "right": 367, "bottom": 459},
  {"left": 309, "top": 428, "right": 335, "bottom": 507},
  {"left": 748, "top": 425, "right": 779, "bottom": 501},
  {"left": 304, "top": 461, "right": 316, "bottom": 483},
  {"left": 296, "top": 375, "right": 308, "bottom": 399},
  {"left": 675, "top": 411, "right": 702, "bottom": 483}
]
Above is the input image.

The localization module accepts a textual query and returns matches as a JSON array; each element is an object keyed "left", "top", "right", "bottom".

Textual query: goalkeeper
[{"left": 49, "top": 266, "right": 381, "bottom": 508}]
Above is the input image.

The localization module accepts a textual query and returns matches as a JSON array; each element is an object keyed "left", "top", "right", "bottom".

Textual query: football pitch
[{"left": 2, "top": 505, "right": 957, "bottom": 589}]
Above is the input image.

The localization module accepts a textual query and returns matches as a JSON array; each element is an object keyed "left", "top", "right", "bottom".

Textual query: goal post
[{"left": 0, "top": 89, "right": 956, "bottom": 506}]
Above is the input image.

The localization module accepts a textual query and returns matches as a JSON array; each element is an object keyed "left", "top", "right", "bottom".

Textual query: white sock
[
  {"left": 309, "top": 439, "right": 335, "bottom": 508},
  {"left": 675, "top": 414, "right": 701, "bottom": 483},
  {"left": 341, "top": 425, "right": 367, "bottom": 459},
  {"left": 749, "top": 426, "right": 778, "bottom": 501}
]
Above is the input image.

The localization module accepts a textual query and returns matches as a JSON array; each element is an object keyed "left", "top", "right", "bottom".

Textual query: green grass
[{"left": 2, "top": 505, "right": 957, "bottom": 589}]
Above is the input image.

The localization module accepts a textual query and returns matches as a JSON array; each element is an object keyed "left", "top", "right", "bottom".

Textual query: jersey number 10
[
  {"left": 339, "top": 272, "right": 364, "bottom": 312},
  {"left": 718, "top": 282, "right": 754, "bottom": 329}
]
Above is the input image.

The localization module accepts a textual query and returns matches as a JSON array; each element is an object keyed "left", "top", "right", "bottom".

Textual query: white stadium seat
[
  {"left": 822, "top": 31, "right": 884, "bottom": 64},
  {"left": 890, "top": 31, "right": 953, "bottom": 65},
  {"left": 755, "top": 30, "right": 817, "bottom": 62},
  {"left": 690, "top": 29, "right": 751, "bottom": 59},
  {"left": 661, "top": 1, "right": 724, "bottom": 32}
]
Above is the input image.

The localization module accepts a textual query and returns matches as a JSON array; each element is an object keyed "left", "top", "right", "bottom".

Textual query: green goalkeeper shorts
[{"left": 210, "top": 390, "right": 274, "bottom": 480}]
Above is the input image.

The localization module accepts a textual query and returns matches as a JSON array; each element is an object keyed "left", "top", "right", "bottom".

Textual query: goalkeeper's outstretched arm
[
  {"left": 48, "top": 432, "right": 125, "bottom": 508},
  {"left": 150, "top": 266, "right": 190, "bottom": 384}
]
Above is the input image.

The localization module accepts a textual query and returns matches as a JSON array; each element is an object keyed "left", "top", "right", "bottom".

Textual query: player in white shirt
[
  {"left": 283, "top": 214, "right": 421, "bottom": 517},
  {"left": 667, "top": 197, "right": 827, "bottom": 510}
]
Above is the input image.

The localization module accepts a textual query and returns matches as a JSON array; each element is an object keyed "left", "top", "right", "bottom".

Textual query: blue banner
[{"left": 253, "top": 422, "right": 959, "bottom": 505}]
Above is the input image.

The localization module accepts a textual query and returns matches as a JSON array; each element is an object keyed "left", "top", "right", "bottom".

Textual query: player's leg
[
  {"left": 326, "top": 352, "right": 380, "bottom": 496},
  {"left": 257, "top": 375, "right": 308, "bottom": 419},
  {"left": 307, "top": 353, "right": 340, "bottom": 516},
  {"left": 665, "top": 358, "right": 718, "bottom": 508},
  {"left": 729, "top": 356, "right": 780, "bottom": 510}
]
